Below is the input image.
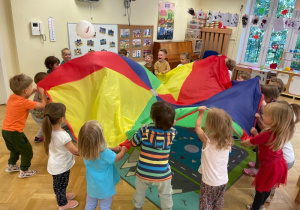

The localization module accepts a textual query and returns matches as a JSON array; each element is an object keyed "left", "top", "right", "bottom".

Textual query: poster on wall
[{"left": 157, "top": 1, "right": 175, "bottom": 40}]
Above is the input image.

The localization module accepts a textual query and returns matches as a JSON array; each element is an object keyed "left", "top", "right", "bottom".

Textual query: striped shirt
[{"left": 131, "top": 123, "right": 177, "bottom": 182}]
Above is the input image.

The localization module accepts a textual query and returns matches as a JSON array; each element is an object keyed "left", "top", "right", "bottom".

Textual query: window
[{"left": 240, "top": 0, "right": 299, "bottom": 69}]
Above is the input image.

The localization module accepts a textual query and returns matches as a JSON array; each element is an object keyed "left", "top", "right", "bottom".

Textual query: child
[
  {"left": 236, "top": 72, "right": 251, "bottom": 81},
  {"left": 118, "top": 49, "right": 128, "bottom": 57},
  {"left": 78, "top": 120, "right": 128, "bottom": 210},
  {"left": 241, "top": 102, "right": 294, "bottom": 210},
  {"left": 154, "top": 48, "right": 171, "bottom": 75},
  {"left": 30, "top": 72, "right": 48, "bottom": 143},
  {"left": 2, "top": 74, "right": 47, "bottom": 178},
  {"left": 250, "top": 100, "right": 300, "bottom": 204},
  {"left": 244, "top": 84, "right": 280, "bottom": 177},
  {"left": 45, "top": 56, "right": 60, "bottom": 74},
  {"left": 42, "top": 102, "right": 79, "bottom": 209},
  {"left": 177, "top": 52, "right": 191, "bottom": 67},
  {"left": 195, "top": 106, "right": 234, "bottom": 210},
  {"left": 226, "top": 58, "right": 236, "bottom": 79},
  {"left": 61, "top": 48, "right": 71, "bottom": 64},
  {"left": 131, "top": 101, "right": 177, "bottom": 210},
  {"left": 144, "top": 54, "right": 154, "bottom": 74},
  {"left": 268, "top": 77, "right": 285, "bottom": 93}
]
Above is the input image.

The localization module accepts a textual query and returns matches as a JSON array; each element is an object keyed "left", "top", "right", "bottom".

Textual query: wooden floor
[{"left": 0, "top": 96, "right": 300, "bottom": 210}]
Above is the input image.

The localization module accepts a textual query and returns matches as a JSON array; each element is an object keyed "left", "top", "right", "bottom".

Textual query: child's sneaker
[
  {"left": 18, "top": 169, "right": 37, "bottom": 178},
  {"left": 58, "top": 200, "right": 78, "bottom": 210},
  {"left": 246, "top": 204, "right": 265, "bottom": 210},
  {"left": 265, "top": 196, "right": 273, "bottom": 203},
  {"left": 34, "top": 136, "right": 44, "bottom": 143},
  {"left": 5, "top": 164, "right": 20, "bottom": 172}
]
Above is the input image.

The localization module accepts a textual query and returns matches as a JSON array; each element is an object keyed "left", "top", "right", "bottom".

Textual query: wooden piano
[{"left": 153, "top": 41, "right": 198, "bottom": 69}]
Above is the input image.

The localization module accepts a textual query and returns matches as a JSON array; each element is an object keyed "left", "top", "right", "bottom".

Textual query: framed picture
[{"left": 195, "top": 39, "right": 203, "bottom": 53}]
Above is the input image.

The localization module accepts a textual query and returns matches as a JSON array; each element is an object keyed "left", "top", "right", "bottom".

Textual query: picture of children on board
[
  {"left": 120, "top": 29, "right": 130, "bottom": 38},
  {"left": 133, "top": 29, "right": 141, "bottom": 38}
]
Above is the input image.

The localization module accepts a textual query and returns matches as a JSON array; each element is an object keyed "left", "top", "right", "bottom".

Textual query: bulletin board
[
  {"left": 118, "top": 24, "right": 154, "bottom": 62},
  {"left": 67, "top": 23, "right": 118, "bottom": 59}
]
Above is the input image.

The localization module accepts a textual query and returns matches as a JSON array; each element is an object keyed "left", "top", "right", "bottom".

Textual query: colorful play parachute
[{"left": 38, "top": 52, "right": 262, "bottom": 146}]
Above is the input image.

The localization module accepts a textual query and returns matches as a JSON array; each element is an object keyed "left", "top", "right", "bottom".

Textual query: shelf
[
  {"left": 281, "top": 92, "right": 300, "bottom": 100},
  {"left": 281, "top": 59, "right": 300, "bottom": 62},
  {"left": 283, "top": 51, "right": 300, "bottom": 55}
]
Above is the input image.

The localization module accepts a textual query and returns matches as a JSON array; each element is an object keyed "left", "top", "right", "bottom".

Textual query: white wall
[
  {"left": 198, "top": 0, "right": 249, "bottom": 60},
  {"left": 2, "top": 0, "right": 248, "bottom": 84},
  {"left": 6, "top": 0, "right": 200, "bottom": 80}
]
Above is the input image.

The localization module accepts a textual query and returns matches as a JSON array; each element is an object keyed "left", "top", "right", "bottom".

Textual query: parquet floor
[{"left": 0, "top": 96, "right": 299, "bottom": 210}]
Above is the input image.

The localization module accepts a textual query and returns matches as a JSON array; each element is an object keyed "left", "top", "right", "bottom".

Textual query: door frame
[{"left": 0, "top": 32, "right": 10, "bottom": 104}]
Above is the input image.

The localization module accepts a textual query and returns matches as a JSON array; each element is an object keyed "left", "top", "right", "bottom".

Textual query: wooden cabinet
[{"left": 153, "top": 41, "right": 198, "bottom": 69}]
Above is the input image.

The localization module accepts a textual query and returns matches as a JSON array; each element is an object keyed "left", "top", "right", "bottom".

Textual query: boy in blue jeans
[
  {"left": 2, "top": 74, "right": 47, "bottom": 178},
  {"left": 131, "top": 101, "right": 177, "bottom": 210}
]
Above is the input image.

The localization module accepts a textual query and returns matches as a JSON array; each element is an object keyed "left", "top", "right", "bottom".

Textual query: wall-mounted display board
[
  {"left": 118, "top": 24, "right": 154, "bottom": 62},
  {"left": 67, "top": 23, "right": 118, "bottom": 59}
]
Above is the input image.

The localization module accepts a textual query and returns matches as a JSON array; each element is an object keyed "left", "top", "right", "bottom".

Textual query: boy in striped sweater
[{"left": 131, "top": 101, "right": 177, "bottom": 210}]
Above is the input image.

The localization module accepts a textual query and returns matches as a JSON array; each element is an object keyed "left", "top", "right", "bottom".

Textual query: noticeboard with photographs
[
  {"left": 118, "top": 25, "right": 154, "bottom": 62},
  {"left": 67, "top": 23, "right": 118, "bottom": 59}
]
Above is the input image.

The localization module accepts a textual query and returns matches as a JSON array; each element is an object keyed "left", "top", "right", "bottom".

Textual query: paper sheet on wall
[
  {"left": 207, "top": 10, "right": 213, "bottom": 23},
  {"left": 258, "top": 15, "right": 271, "bottom": 31},
  {"left": 250, "top": 15, "right": 260, "bottom": 26},
  {"left": 295, "top": 21, "right": 300, "bottom": 34},
  {"left": 196, "top": 10, "right": 205, "bottom": 19},
  {"left": 216, "top": 12, "right": 224, "bottom": 21},
  {"left": 48, "top": 17, "right": 56, "bottom": 42},
  {"left": 273, "top": 17, "right": 284, "bottom": 32},
  {"left": 242, "top": 14, "right": 249, "bottom": 28},
  {"left": 284, "top": 18, "right": 296, "bottom": 29},
  {"left": 230, "top": 14, "right": 239, "bottom": 27},
  {"left": 223, "top": 13, "right": 232, "bottom": 26}
]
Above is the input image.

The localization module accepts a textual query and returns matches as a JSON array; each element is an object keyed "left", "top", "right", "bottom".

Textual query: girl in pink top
[{"left": 195, "top": 106, "right": 234, "bottom": 210}]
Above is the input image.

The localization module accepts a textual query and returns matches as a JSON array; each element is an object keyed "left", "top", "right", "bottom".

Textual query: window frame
[{"left": 238, "top": 0, "right": 299, "bottom": 68}]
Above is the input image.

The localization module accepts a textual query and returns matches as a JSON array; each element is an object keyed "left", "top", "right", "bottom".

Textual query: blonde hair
[
  {"left": 263, "top": 102, "right": 296, "bottom": 151},
  {"left": 205, "top": 108, "right": 234, "bottom": 150},
  {"left": 42, "top": 103, "right": 66, "bottom": 155},
  {"left": 9, "top": 74, "right": 33, "bottom": 96},
  {"left": 145, "top": 54, "right": 153, "bottom": 59},
  {"left": 276, "top": 100, "right": 300, "bottom": 124},
  {"left": 78, "top": 120, "right": 107, "bottom": 160},
  {"left": 237, "top": 72, "right": 251, "bottom": 80},
  {"left": 180, "top": 52, "right": 191, "bottom": 60},
  {"left": 61, "top": 48, "right": 70, "bottom": 55},
  {"left": 269, "top": 78, "right": 285, "bottom": 93}
]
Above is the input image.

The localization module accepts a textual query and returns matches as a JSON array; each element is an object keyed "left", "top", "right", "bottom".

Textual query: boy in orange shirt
[{"left": 2, "top": 74, "right": 47, "bottom": 178}]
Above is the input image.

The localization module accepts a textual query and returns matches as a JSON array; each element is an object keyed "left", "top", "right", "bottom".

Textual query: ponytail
[
  {"left": 42, "top": 115, "right": 52, "bottom": 155},
  {"left": 290, "top": 103, "right": 300, "bottom": 124},
  {"left": 42, "top": 103, "right": 67, "bottom": 155}
]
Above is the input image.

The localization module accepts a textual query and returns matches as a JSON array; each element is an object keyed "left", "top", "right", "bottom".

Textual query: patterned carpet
[{"left": 115, "top": 125, "right": 255, "bottom": 210}]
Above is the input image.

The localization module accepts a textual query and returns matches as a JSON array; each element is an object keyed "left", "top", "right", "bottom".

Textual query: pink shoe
[
  {"left": 58, "top": 200, "right": 78, "bottom": 210},
  {"left": 243, "top": 168, "right": 258, "bottom": 177},
  {"left": 248, "top": 162, "right": 256, "bottom": 168}
]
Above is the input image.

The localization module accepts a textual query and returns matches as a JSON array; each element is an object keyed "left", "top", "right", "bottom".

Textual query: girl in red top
[{"left": 241, "top": 102, "right": 296, "bottom": 210}]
